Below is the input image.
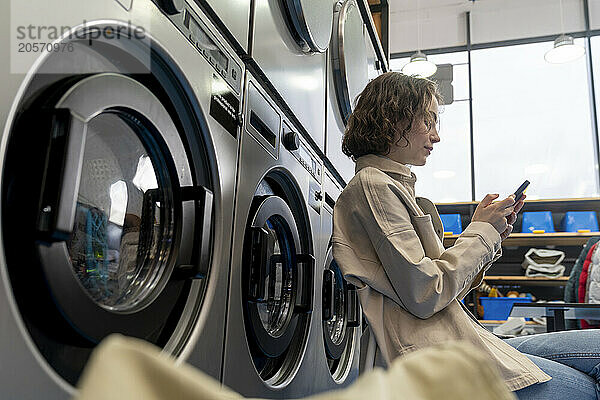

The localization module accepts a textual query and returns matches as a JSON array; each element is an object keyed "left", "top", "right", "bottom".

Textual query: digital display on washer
[{"left": 186, "top": 13, "right": 229, "bottom": 72}]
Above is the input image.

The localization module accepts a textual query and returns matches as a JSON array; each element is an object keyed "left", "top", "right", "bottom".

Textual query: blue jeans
[{"left": 504, "top": 330, "right": 600, "bottom": 399}]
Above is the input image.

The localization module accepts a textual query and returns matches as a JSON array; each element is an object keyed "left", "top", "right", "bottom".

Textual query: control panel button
[
  {"left": 157, "top": 0, "right": 184, "bottom": 15},
  {"left": 282, "top": 130, "right": 300, "bottom": 151}
]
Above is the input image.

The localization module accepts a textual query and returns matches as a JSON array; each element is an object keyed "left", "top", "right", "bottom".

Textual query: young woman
[{"left": 332, "top": 71, "right": 600, "bottom": 399}]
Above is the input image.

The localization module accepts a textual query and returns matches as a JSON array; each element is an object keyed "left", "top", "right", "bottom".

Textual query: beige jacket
[
  {"left": 332, "top": 154, "right": 551, "bottom": 391},
  {"left": 76, "top": 335, "right": 515, "bottom": 400}
]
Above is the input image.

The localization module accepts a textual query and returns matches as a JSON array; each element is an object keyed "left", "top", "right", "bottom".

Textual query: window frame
[{"left": 390, "top": 8, "right": 600, "bottom": 201}]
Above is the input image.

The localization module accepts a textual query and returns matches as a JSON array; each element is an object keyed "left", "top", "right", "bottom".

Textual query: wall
[{"left": 390, "top": 0, "right": 595, "bottom": 54}]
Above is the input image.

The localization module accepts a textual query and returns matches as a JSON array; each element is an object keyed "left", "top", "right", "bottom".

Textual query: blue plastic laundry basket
[
  {"left": 480, "top": 296, "right": 532, "bottom": 320},
  {"left": 561, "top": 211, "right": 599, "bottom": 232},
  {"left": 440, "top": 213, "right": 462, "bottom": 234},
  {"left": 521, "top": 211, "right": 555, "bottom": 233}
]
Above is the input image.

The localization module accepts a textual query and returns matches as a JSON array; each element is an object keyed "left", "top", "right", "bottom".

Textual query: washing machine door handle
[
  {"left": 294, "top": 253, "right": 314, "bottom": 313},
  {"left": 173, "top": 186, "right": 214, "bottom": 279},
  {"left": 322, "top": 269, "right": 335, "bottom": 321},
  {"left": 248, "top": 226, "right": 271, "bottom": 302},
  {"left": 36, "top": 108, "right": 86, "bottom": 243},
  {"left": 346, "top": 284, "right": 360, "bottom": 327}
]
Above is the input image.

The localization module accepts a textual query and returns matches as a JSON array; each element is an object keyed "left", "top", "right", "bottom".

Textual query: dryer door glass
[{"left": 68, "top": 111, "right": 173, "bottom": 313}]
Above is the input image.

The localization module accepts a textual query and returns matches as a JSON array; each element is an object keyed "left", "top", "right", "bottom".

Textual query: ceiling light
[
  {"left": 402, "top": 51, "right": 437, "bottom": 78},
  {"left": 402, "top": 0, "right": 437, "bottom": 78},
  {"left": 545, "top": 0, "right": 585, "bottom": 64},
  {"left": 545, "top": 34, "right": 585, "bottom": 64}
]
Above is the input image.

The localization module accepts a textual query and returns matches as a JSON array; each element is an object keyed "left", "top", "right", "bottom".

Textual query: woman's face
[{"left": 387, "top": 97, "right": 440, "bottom": 166}]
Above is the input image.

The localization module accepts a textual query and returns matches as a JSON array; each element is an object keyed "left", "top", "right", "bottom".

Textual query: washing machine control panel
[
  {"left": 284, "top": 122, "right": 322, "bottom": 183},
  {"left": 158, "top": 1, "right": 243, "bottom": 95}
]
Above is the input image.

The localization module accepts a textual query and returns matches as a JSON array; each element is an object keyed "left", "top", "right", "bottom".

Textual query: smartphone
[{"left": 513, "top": 180, "right": 530, "bottom": 202}]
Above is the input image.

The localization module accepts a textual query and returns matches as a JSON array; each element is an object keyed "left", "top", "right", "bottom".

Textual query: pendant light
[
  {"left": 402, "top": 0, "right": 437, "bottom": 78},
  {"left": 544, "top": 0, "right": 585, "bottom": 64}
]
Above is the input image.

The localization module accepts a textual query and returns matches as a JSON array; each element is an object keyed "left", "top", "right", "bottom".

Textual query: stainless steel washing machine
[
  {"left": 327, "top": 0, "right": 382, "bottom": 184},
  {"left": 194, "top": 0, "right": 251, "bottom": 55},
  {"left": 311, "top": 168, "right": 361, "bottom": 392},
  {"left": 0, "top": 0, "right": 243, "bottom": 397},
  {"left": 250, "top": 0, "right": 331, "bottom": 153},
  {"left": 222, "top": 72, "right": 323, "bottom": 397}
]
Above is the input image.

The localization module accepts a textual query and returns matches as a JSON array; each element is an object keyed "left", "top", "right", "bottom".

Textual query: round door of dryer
[
  {"left": 322, "top": 247, "right": 360, "bottom": 381},
  {"left": 332, "top": 0, "right": 369, "bottom": 124},
  {"left": 1, "top": 28, "right": 218, "bottom": 387},
  {"left": 242, "top": 177, "right": 315, "bottom": 387},
  {"left": 282, "top": 0, "right": 334, "bottom": 53}
]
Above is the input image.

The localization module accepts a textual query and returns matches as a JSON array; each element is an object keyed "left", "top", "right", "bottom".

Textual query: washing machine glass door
[
  {"left": 282, "top": 0, "right": 333, "bottom": 53},
  {"left": 322, "top": 246, "right": 359, "bottom": 381},
  {"left": 3, "top": 72, "right": 212, "bottom": 383},
  {"left": 244, "top": 193, "right": 314, "bottom": 384},
  {"left": 333, "top": 0, "right": 369, "bottom": 124}
]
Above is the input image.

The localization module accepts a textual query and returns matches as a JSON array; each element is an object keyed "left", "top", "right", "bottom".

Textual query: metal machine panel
[
  {"left": 198, "top": 0, "right": 251, "bottom": 53},
  {"left": 250, "top": 0, "right": 327, "bottom": 153}
]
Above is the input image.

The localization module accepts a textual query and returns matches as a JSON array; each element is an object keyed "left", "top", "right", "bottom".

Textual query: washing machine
[
  {"left": 326, "top": 0, "right": 382, "bottom": 184},
  {"left": 0, "top": 0, "right": 243, "bottom": 397},
  {"left": 311, "top": 168, "right": 361, "bottom": 392},
  {"left": 250, "top": 0, "right": 331, "bottom": 153},
  {"left": 222, "top": 72, "right": 323, "bottom": 397},
  {"left": 193, "top": 0, "right": 251, "bottom": 55}
]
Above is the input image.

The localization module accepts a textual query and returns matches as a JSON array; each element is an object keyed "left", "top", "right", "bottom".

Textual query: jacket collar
[{"left": 355, "top": 154, "right": 417, "bottom": 186}]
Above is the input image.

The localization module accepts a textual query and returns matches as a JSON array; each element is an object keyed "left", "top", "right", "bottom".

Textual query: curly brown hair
[{"left": 342, "top": 72, "right": 441, "bottom": 160}]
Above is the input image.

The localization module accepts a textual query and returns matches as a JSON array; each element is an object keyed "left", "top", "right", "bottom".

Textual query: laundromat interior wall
[
  {"left": 390, "top": 0, "right": 594, "bottom": 52},
  {"left": 390, "top": 0, "right": 600, "bottom": 203}
]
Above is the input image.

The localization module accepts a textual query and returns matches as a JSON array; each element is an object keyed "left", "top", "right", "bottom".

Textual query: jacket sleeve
[
  {"left": 457, "top": 246, "right": 502, "bottom": 301},
  {"left": 357, "top": 172, "right": 501, "bottom": 319}
]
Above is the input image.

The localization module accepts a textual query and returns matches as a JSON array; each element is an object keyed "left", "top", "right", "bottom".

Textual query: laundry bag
[{"left": 521, "top": 248, "right": 565, "bottom": 278}]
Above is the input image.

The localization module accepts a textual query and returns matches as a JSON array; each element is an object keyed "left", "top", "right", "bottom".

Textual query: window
[
  {"left": 471, "top": 40, "right": 598, "bottom": 200},
  {"left": 391, "top": 52, "right": 473, "bottom": 202}
]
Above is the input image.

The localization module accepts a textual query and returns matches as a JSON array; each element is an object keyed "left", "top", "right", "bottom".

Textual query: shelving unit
[
  {"left": 444, "top": 232, "right": 600, "bottom": 247},
  {"left": 437, "top": 198, "right": 600, "bottom": 322},
  {"left": 483, "top": 276, "right": 569, "bottom": 287}
]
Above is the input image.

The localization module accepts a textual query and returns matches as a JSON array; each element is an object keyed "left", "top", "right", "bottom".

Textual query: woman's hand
[
  {"left": 500, "top": 194, "right": 526, "bottom": 240},
  {"left": 472, "top": 193, "right": 516, "bottom": 239}
]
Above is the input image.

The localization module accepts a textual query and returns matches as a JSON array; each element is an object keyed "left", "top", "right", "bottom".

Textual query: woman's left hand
[{"left": 500, "top": 194, "right": 526, "bottom": 240}]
